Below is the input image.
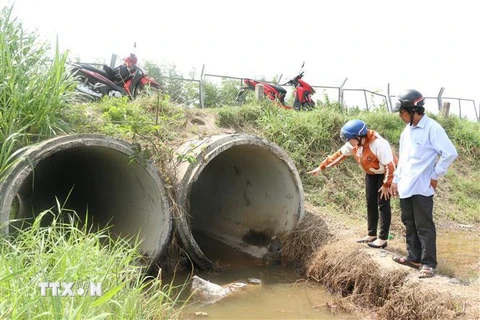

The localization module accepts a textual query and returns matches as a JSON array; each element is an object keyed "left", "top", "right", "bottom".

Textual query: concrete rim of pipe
[
  {"left": 0, "top": 134, "right": 172, "bottom": 266},
  {"left": 174, "top": 134, "right": 305, "bottom": 270}
]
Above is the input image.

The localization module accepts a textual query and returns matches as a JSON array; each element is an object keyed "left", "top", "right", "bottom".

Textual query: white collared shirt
[{"left": 393, "top": 114, "right": 458, "bottom": 198}]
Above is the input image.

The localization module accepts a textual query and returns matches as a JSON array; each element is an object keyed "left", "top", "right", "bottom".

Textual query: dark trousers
[
  {"left": 399, "top": 195, "right": 436, "bottom": 268},
  {"left": 365, "top": 174, "right": 391, "bottom": 240}
]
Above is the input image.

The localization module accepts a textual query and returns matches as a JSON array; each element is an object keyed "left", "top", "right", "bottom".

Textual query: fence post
[
  {"left": 387, "top": 83, "right": 392, "bottom": 112},
  {"left": 437, "top": 87, "right": 445, "bottom": 112},
  {"left": 339, "top": 78, "right": 348, "bottom": 112},
  {"left": 475, "top": 101, "right": 479, "bottom": 122},
  {"left": 200, "top": 64, "right": 205, "bottom": 108},
  {"left": 458, "top": 99, "right": 462, "bottom": 119},
  {"left": 276, "top": 74, "right": 283, "bottom": 85},
  {"left": 364, "top": 91, "right": 369, "bottom": 111},
  {"left": 255, "top": 84, "right": 264, "bottom": 101},
  {"left": 110, "top": 54, "right": 117, "bottom": 68},
  {"left": 442, "top": 101, "right": 450, "bottom": 118}
]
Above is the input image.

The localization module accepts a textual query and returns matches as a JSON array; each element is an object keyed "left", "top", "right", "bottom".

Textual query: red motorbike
[
  {"left": 282, "top": 65, "right": 316, "bottom": 111},
  {"left": 235, "top": 64, "right": 315, "bottom": 111},
  {"left": 70, "top": 53, "right": 160, "bottom": 100},
  {"left": 235, "top": 78, "right": 292, "bottom": 110}
]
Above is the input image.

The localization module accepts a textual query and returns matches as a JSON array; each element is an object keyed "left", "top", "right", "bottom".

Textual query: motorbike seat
[
  {"left": 271, "top": 85, "right": 287, "bottom": 95},
  {"left": 102, "top": 65, "right": 115, "bottom": 78},
  {"left": 78, "top": 64, "right": 113, "bottom": 80}
]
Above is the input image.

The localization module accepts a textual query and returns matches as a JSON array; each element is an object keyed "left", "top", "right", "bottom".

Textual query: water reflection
[
  {"left": 178, "top": 264, "right": 356, "bottom": 320},
  {"left": 437, "top": 227, "right": 480, "bottom": 279}
]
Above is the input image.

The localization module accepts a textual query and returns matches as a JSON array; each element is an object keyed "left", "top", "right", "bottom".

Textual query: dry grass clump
[
  {"left": 158, "top": 233, "right": 191, "bottom": 275},
  {"left": 281, "top": 208, "right": 333, "bottom": 271},
  {"left": 377, "top": 285, "right": 464, "bottom": 320},
  {"left": 305, "top": 242, "right": 467, "bottom": 319},
  {"left": 306, "top": 242, "right": 407, "bottom": 309}
]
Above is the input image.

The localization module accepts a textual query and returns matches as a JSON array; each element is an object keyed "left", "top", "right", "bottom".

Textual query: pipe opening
[
  {"left": 1, "top": 136, "right": 171, "bottom": 264},
  {"left": 187, "top": 144, "right": 302, "bottom": 265}
]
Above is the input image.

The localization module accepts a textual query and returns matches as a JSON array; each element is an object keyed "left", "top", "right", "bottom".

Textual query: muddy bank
[
  {"left": 158, "top": 110, "right": 480, "bottom": 319},
  {"left": 281, "top": 204, "right": 480, "bottom": 320}
]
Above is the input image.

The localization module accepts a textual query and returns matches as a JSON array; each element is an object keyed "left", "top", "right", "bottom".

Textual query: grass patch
[
  {"left": 215, "top": 103, "right": 480, "bottom": 225},
  {"left": 0, "top": 6, "right": 74, "bottom": 145},
  {"left": 0, "top": 209, "right": 188, "bottom": 319}
]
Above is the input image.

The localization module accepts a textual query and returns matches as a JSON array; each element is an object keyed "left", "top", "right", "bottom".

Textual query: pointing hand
[{"left": 307, "top": 167, "right": 322, "bottom": 176}]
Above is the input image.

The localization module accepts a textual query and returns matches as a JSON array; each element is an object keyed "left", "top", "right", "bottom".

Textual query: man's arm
[{"left": 429, "top": 124, "right": 458, "bottom": 180}]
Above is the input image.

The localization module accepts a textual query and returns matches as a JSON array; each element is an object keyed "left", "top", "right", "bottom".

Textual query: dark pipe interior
[
  {"left": 188, "top": 145, "right": 301, "bottom": 263},
  {"left": 11, "top": 146, "right": 166, "bottom": 259}
]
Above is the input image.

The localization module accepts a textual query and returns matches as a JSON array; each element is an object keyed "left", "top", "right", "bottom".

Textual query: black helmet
[{"left": 392, "top": 89, "right": 425, "bottom": 113}]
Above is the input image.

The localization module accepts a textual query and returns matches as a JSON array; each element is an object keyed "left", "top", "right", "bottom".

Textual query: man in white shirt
[{"left": 391, "top": 89, "right": 458, "bottom": 278}]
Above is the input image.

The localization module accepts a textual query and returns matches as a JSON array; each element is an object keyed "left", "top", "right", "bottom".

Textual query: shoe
[
  {"left": 356, "top": 236, "right": 377, "bottom": 243},
  {"left": 418, "top": 265, "right": 435, "bottom": 278},
  {"left": 367, "top": 240, "right": 387, "bottom": 249},
  {"left": 392, "top": 256, "right": 421, "bottom": 270}
]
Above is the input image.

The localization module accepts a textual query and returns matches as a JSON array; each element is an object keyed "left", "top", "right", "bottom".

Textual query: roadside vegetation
[
  {"left": 1, "top": 4, "right": 479, "bottom": 319},
  {"left": 0, "top": 6, "right": 188, "bottom": 319},
  {"left": 216, "top": 102, "right": 480, "bottom": 225},
  {"left": 0, "top": 209, "right": 186, "bottom": 319}
]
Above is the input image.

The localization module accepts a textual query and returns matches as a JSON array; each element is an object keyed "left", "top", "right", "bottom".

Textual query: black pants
[
  {"left": 400, "top": 195, "right": 436, "bottom": 268},
  {"left": 365, "top": 174, "right": 391, "bottom": 240}
]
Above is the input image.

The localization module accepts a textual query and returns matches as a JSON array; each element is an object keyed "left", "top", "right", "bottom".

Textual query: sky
[{"left": 3, "top": 0, "right": 479, "bottom": 119}]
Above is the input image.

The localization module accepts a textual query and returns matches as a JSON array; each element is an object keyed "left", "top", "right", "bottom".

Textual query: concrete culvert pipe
[
  {"left": 175, "top": 134, "right": 305, "bottom": 270},
  {"left": 0, "top": 134, "right": 171, "bottom": 265}
]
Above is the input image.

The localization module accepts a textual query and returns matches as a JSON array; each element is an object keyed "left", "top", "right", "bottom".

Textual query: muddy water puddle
[
  {"left": 173, "top": 232, "right": 357, "bottom": 320},
  {"left": 180, "top": 266, "right": 356, "bottom": 319},
  {"left": 437, "top": 226, "right": 480, "bottom": 279}
]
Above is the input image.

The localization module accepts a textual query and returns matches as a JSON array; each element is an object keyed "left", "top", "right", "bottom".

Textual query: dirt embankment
[
  {"left": 282, "top": 204, "right": 480, "bottom": 320},
  {"left": 176, "top": 109, "right": 480, "bottom": 320}
]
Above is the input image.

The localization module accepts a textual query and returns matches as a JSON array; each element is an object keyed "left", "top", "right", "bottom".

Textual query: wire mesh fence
[
  {"left": 104, "top": 54, "right": 478, "bottom": 121},
  {"left": 154, "top": 73, "right": 480, "bottom": 121},
  {"left": 120, "top": 57, "right": 479, "bottom": 121}
]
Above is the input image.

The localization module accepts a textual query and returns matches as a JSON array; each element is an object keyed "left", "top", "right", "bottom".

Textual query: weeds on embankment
[
  {"left": 216, "top": 102, "right": 480, "bottom": 225},
  {"left": 0, "top": 206, "right": 188, "bottom": 319}
]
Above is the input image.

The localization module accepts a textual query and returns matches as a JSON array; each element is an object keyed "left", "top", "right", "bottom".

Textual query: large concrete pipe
[
  {"left": 175, "top": 134, "right": 304, "bottom": 269},
  {"left": 0, "top": 134, "right": 171, "bottom": 265}
]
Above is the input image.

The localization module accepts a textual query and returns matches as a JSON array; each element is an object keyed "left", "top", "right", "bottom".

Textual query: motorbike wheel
[
  {"left": 306, "top": 100, "right": 316, "bottom": 110},
  {"left": 300, "top": 101, "right": 315, "bottom": 111}
]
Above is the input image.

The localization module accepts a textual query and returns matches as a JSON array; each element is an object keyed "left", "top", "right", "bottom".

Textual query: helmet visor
[
  {"left": 340, "top": 131, "right": 349, "bottom": 142},
  {"left": 392, "top": 98, "right": 404, "bottom": 112}
]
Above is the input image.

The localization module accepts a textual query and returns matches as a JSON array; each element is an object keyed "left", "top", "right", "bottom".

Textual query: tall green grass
[
  {"left": 0, "top": 6, "right": 74, "bottom": 179},
  {"left": 0, "top": 207, "right": 188, "bottom": 319}
]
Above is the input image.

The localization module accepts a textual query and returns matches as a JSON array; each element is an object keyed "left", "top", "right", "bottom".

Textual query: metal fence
[
  {"left": 202, "top": 72, "right": 480, "bottom": 121},
  {"left": 140, "top": 73, "right": 480, "bottom": 121},
  {"left": 204, "top": 73, "right": 476, "bottom": 121},
  {"left": 110, "top": 54, "right": 480, "bottom": 121}
]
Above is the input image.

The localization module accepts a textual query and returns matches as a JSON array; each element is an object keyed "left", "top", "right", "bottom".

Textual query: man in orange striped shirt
[{"left": 308, "top": 119, "right": 397, "bottom": 248}]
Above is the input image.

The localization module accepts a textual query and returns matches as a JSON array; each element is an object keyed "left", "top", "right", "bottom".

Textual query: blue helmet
[{"left": 340, "top": 119, "right": 368, "bottom": 142}]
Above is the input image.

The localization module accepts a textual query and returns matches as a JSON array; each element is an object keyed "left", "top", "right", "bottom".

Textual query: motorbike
[
  {"left": 70, "top": 54, "right": 160, "bottom": 100},
  {"left": 235, "top": 78, "right": 292, "bottom": 110},
  {"left": 235, "top": 64, "right": 315, "bottom": 111},
  {"left": 281, "top": 64, "right": 316, "bottom": 111}
]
